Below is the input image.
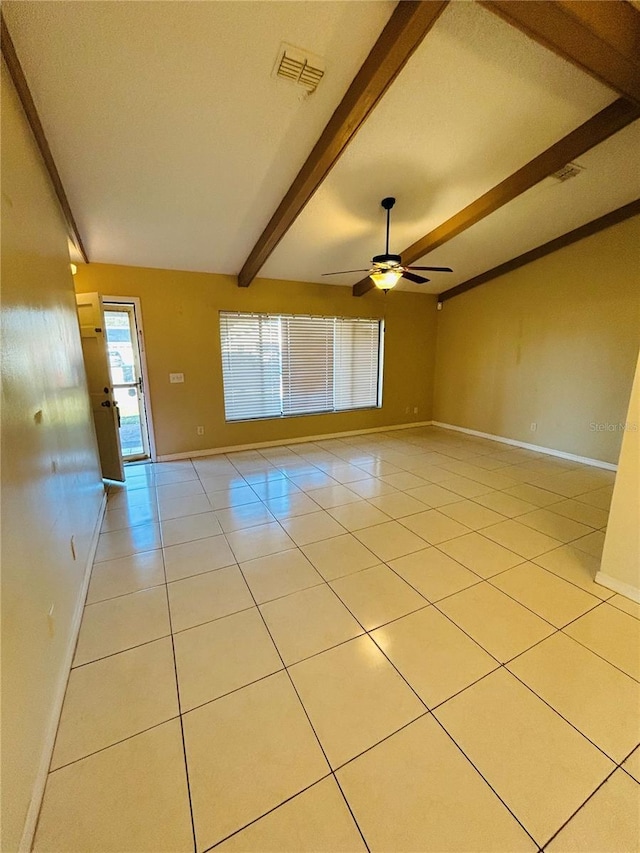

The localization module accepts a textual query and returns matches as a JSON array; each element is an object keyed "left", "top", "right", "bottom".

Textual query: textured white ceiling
[
  {"left": 4, "top": 0, "right": 636, "bottom": 294},
  {"left": 3, "top": 0, "right": 394, "bottom": 272}
]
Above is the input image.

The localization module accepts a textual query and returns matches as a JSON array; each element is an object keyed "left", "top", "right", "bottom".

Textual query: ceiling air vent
[
  {"left": 273, "top": 43, "right": 325, "bottom": 93},
  {"left": 551, "top": 162, "right": 585, "bottom": 183}
]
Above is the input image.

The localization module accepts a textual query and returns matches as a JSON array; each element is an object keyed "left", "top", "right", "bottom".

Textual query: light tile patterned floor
[{"left": 34, "top": 427, "right": 640, "bottom": 852}]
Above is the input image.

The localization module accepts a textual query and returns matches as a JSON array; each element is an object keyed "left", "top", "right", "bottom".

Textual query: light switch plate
[{"left": 169, "top": 372, "right": 184, "bottom": 384}]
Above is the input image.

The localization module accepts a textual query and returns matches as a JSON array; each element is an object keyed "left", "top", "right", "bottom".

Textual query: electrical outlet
[
  {"left": 413, "top": 407, "right": 418, "bottom": 414},
  {"left": 48, "top": 604, "right": 55, "bottom": 637},
  {"left": 169, "top": 373, "right": 184, "bottom": 384},
  {"left": 405, "top": 406, "right": 410, "bottom": 414},
  {"left": 530, "top": 422, "right": 537, "bottom": 432},
  {"left": 196, "top": 426, "right": 205, "bottom": 436},
  {"left": 70, "top": 535, "right": 76, "bottom": 560}
]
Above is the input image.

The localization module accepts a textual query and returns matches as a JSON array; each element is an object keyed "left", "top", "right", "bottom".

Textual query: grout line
[
  {"left": 539, "top": 762, "right": 621, "bottom": 850},
  {"left": 231, "top": 547, "right": 372, "bottom": 852},
  {"left": 200, "top": 774, "right": 336, "bottom": 852},
  {"left": 157, "top": 493, "right": 199, "bottom": 853},
  {"left": 426, "top": 713, "right": 541, "bottom": 849}
]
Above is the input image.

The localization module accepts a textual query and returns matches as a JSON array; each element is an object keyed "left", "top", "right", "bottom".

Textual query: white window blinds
[
  {"left": 219, "top": 313, "right": 282, "bottom": 421},
  {"left": 219, "top": 312, "right": 382, "bottom": 421}
]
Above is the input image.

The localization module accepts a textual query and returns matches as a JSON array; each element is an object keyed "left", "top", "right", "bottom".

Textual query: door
[
  {"left": 103, "top": 302, "right": 152, "bottom": 461},
  {"left": 76, "top": 292, "right": 125, "bottom": 481}
]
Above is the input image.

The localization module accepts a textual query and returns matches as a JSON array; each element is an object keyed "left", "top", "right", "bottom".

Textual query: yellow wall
[
  {"left": 75, "top": 265, "right": 438, "bottom": 457},
  {"left": 598, "top": 351, "right": 640, "bottom": 597},
  {"left": 1, "top": 62, "right": 103, "bottom": 851},
  {"left": 433, "top": 216, "right": 640, "bottom": 464}
]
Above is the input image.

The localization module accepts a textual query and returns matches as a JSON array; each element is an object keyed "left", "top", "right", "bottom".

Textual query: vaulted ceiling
[{"left": 3, "top": 1, "right": 640, "bottom": 296}]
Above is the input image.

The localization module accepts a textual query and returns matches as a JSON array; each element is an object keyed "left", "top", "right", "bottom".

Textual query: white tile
[
  {"left": 95, "top": 523, "right": 161, "bottom": 562},
  {"left": 438, "top": 531, "right": 523, "bottom": 578},
  {"left": 34, "top": 721, "right": 192, "bottom": 853},
  {"left": 353, "top": 520, "right": 428, "bottom": 562},
  {"left": 326, "top": 501, "right": 390, "bottom": 531},
  {"left": 260, "top": 584, "right": 363, "bottom": 665},
  {"left": 564, "top": 604, "right": 640, "bottom": 680},
  {"left": 368, "top": 492, "right": 429, "bottom": 519},
  {"left": 163, "top": 534, "right": 236, "bottom": 582},
  {"left": 86, "top": 549, "right": 165, "bottom": 603},
  {"left": 183, "top": 672, "right": 329, "bottom": 851},
  {"left": 491, "top": 563, "right": 600, "bottom": 628},
  {"left": 157, "top": 494, "right": 212, "bottom": 521},
  {"left": 53, "top": 638, "right": 178, "bottom": 769},
  {"left": 337, "top": 715, "right": 535, "bottom": 852},
  {"left": 215, "top": 501, "right": 275, "bottom": 532},
  {"left": 508, "top": 632, "right": 640, "bottom": 762},
  {"left": 372, "top": 607, "right": 498, "bottom": 707},
  {"left": 101, "top": 502, "right": 158, "bottom": 533},
  {"left": 206, "top": 485, "right": 259, "bottom": 509},
  {"left": 240, "top": 549, "right": 323, "bottom": 604},
  {"left": 482, "top": 519, "right": 563, "bottom": 559},
  {"left": 545, "top": 770, "right": 640, "bottom": 853},
  {"left": 534, "top": 545, "right": 612, "bottom": 599},
  {"left": 439, "top": 499, "right": 506, "bottom": 530},
  {"left": 174, "top": 608, "right": 282, "bottom": 710},
  {"left": 160, "top": 512, "right": 223, "bottom": 547},
  {"left": 280, "top": 511, "right": 346, "bottom": 546},
  {"left": 226, "top": 522, "right": 295, "bottom": 561},
  {"left": 264, "top": 491, "right": 321, "bottom": 519},
  {"left": 330, "top": 564, "right": 427, "bottom": 630},
  {"left": 301, "top": 533, "right": 379, "bottom": 581},
  {"left": 388, "top": 547, "right": 480, "bottom": 601},
  {"left": 156, "top": 479, "right": 204, "bottom": 501},
  {"left": 215, "top": 777, "right": 366, "bottom": 852},
  {"left": 74, "top": 586, "right": 170, "bottom": 666},
  {"left": 168, "top": 565, "right": 254, "bottom": 632},
  {"left": 400, "top": 509, "right": 472, "bottom": 545},
  {"left": 435, "top": 669, "right": 614, "bottom": 846},
  {"left": 438, "top": 582, "right": 553, "bottom": 663},
  {"left": 289, "top": 636, "right": 425, "bottom": 768}
]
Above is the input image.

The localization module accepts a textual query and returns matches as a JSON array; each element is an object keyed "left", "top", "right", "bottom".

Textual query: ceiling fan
[{"left": 323, "top": 197, "right": 452, "bottom": 292}]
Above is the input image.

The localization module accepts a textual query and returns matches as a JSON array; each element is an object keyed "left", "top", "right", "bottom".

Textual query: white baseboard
[
  {"left": 594, "top": 571, "right": 640, "bottom": 604},
  {"left": 19, "top": 489, "right": 108, "bottom": 853},
  {"left": 157, "top": 420, "right": 435, "bottom": 461},
  {"left": 431, "top": 421, "right": 617, "bottom": 472}
]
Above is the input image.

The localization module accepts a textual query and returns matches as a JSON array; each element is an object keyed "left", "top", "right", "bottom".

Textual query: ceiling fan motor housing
[{"left": 372, "top": 253, "right": 402, "bottom": 266}]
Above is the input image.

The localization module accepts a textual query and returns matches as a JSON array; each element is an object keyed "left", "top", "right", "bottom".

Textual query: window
[{"left": 220, "top": 311, "right": 383, "bottom": 422}]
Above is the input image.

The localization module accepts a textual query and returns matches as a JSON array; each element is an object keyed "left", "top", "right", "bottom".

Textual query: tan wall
[
  {"left": 75, "top": 265, "right": 438, "bottom": 457},
  {"left": 598, "top": 351, "right": 640, "bottom": 596},
  {"left": 433, "top": 216, "right": 640, "bottom": 464},
  {"left": 1, "top": 63, "right": 103, "bottom": 851}
]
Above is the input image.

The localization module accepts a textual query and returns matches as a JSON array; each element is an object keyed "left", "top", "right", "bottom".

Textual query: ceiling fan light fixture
[{"left": 370, "top": 268, "right": 402, "bottom": 291}]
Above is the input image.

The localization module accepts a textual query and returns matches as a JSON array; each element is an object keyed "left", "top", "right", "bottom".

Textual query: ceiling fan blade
[
  {"left": 322, "top": 269, "right": 371, "bottom": 276},
  {"left": 401, "top": 271, "right": 430, "bottom": 285},
  {"left": 406, "top": 266, "right": 453, "bottom": 272}
]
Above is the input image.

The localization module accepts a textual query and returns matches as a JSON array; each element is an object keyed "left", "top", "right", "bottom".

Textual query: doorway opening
[{"left": 103, "top": 299, "right": 154, "bottom": 462}]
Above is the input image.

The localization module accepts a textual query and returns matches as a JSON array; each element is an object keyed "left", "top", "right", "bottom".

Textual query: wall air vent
[
  {"left": 551, "top": 162, "right": 585, "bottom": 183},
  {"left": 273, "top": 43, "right": 325, "bottom": 93}
]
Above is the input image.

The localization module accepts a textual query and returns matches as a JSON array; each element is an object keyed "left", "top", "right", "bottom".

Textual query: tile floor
[{"left": 34, "top": 427, "right": 640, "bottom": 852}]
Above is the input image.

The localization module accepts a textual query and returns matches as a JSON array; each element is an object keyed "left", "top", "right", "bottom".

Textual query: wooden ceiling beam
[
  {"left": 439, "top": 198, "right": 640, "bottom": 302},
  {"left": 480, "top": 1, "right": 640, "bottom": 107},
  {"left": 237, "top": 0, "right": 449, "bottom": 288},
  {"left": 1, "top": 13, "right": 88, "bottom": 262},
  {"left": 353, "top": 97, "right": 640, "bottom": 296}
]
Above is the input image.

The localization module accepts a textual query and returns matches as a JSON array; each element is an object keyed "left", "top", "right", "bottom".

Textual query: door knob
[{"left": 101, "top": 400, "right": 111, "bottom": 407}]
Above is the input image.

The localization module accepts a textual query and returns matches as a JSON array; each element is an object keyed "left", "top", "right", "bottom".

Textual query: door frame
[{"left": 102, "top": 295, "right": 157, "bottom": 462}]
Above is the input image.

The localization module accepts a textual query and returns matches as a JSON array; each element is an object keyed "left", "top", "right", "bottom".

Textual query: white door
[{"left": 76, "top": 292, "right": 125, "bottom": 482}]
